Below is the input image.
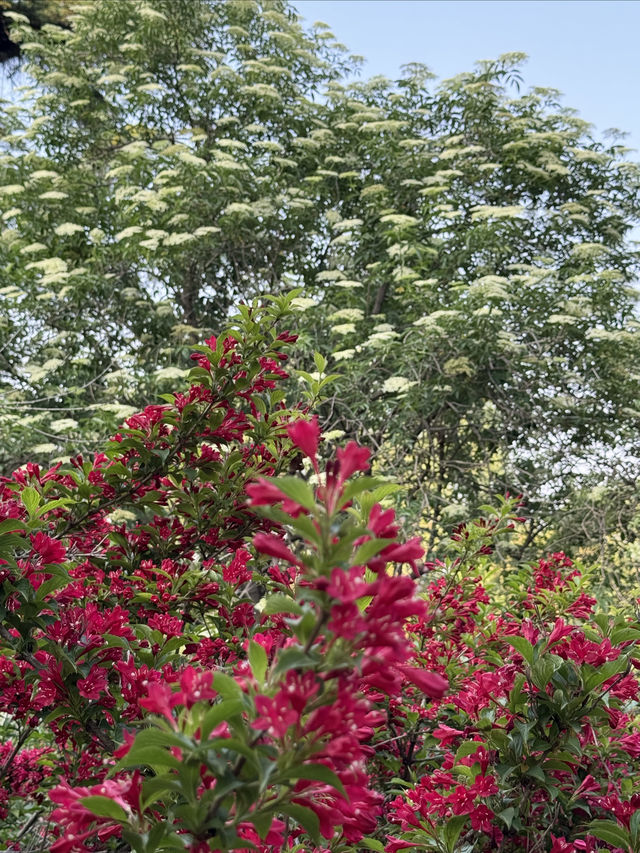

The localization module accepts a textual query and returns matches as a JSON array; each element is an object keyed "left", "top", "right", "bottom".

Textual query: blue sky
[{"left": 295, "top": 1, "right": 640, "bottom": 152}]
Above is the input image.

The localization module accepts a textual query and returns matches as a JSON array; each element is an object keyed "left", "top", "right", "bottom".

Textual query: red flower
[
  {"left": 49, "top": 776, "right": 139, "bottom": 853},
  {"left": 223, "top": 548, "right": 252, "bottom": 585},
  {"left": 30, "top": 532, "right": 66, "bottom": 564},
  {"left": 287, "top": 416, "right": 320, "bottom": 469},
  {"left": 368, "top": 503, "right": 398, "bottom": 539},
  {"left": 177, "top": 667, "right": 217, "bottom": 708},
  {"left": 253, "top": 533, "right": 300, "bottom": 566},
  {"left": 77, "top": 667, "right": 109, "bottom": 701},
  {"left": 139, "top": 682, "right": 179, "bottom": 726},
  {"left": 397, "top": 664, "right": 448, "bottom": 699},
  {"left": 433, "top": 724, "right": 465, "bottom": 747},
  {"left": 148, "top": 613, "right": 184, "bottom": 638},
  {"left": 246, "top": 479, "right": 289, "bottom": 506},
  {"left": 336, "top": 441, "right": 371, "bottom": 483}
]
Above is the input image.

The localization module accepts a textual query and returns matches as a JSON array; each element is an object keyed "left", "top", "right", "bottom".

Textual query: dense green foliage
[
  {"left": 0, "top": 0, "right": 72, "bottom": 62},
  {"left": 1, "top": 0, "right": 640, "bottom": 565},
  {"left": 2, "top": 6, "right": 640, "bottom": 846},
  {"left": 0, "top": 0, "right": 350, "bottom": 464},
  {"left": 2, "top": 301, "right": 640, "bottom": 853}
]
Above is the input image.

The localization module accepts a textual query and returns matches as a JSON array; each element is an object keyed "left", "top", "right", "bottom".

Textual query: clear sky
[{"left": 294, "top": 0, "right": 640, "bottom": 152}]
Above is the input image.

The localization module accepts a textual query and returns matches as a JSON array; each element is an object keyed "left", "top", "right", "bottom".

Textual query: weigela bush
[
  {"left": 379, "top": 513, "right": 640, "bottom": 853},
  {"left": 0, "top": 295, "right": 639, "bottom": 853}
]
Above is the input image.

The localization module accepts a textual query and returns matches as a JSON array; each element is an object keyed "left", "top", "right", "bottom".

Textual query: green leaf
[
  {"left": 280, "top": 802, "right": 320, "bottom": 844},
  {"left": 268, "top": 476, "right": 316, "bottom": 511},
  {"left": 116, "top": 745, "right": 182, "bottom": 771},
  {"left": 250, "top": 809, "right": 273, "bottom": 841},
  {"left": 114, "top": 728, "right": 189, "bottom": 772},
  {"left": 340, "top": 476, "right": 382, "bottom": 507},
  {"left": 611, "top": 625, "right": 640, "bottom": 644},
  {"left": 497, "top": 807, "right": 516, "bottom": 829},
  {"left": 313, "top": 351, "right": 327, "bottom": 373},
  {"left": 35, "top": 566, "right": 70, "bottom": 600},
  {"left": 248, "top": 640, "right": 268, "bottom": 683},
  {"left": 286, "top": 512, "right": 322, "bottom": 545},
  {"left": 530, "top": 655, "right": 559, "bottom": 690},
  {"left": 286, "top": 762, "right": 346, "bottom": 798},
  {"left": 630, "top": 809, "right": 640, "bottom": 847},
  {"left": 272, "top": 646, "right": 316, "bottom": 677},
  {"left": 213, "top": 672, "right": 243, "bottom": 700},
  {"left": 79, "top": 795, "right": 129, "bottom": 821},
  {"left": 443, "top": 814, "right": 467, "bottom": 852},
  {"left": 200, "top": 698, "right": 243, "bottom": 741},
  {"left": 587, "top": 819, "right": 631, "bottom": 851},
  {"left": 504, "top": 636, "right": 535, "bottom": 666},
  {"left": 262, "top": 594, "right": 303, "bottom": 616},
  {"left": 525, "top": 763, "right": 546, "bottom": 783},
  {"left": 0, "top": 519, "right": 26, "bottom": 535},
  {"left": 359, "top": 839, "right": 385, "bottom": 852},
  {"left": 140, "top": 776, "right": 179, "bottom": 813},
  {"left": 583, "top": 658, "right": 626, "bottom": 691},
  {"left": 454, "top": 741, "right": 486, "bottom": 763},
  {"left": 21, "top": 487, "right": 41, "bottom": 517},
  {"left": 39, "top": 498, "right": 74, "bottom": 515},
  {"left": 352, "top": 537, "right": 393, "bottom": 566}
]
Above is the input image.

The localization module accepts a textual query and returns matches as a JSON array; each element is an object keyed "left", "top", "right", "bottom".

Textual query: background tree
[
  {"left": 2, "top": 1, "right": 640, "bottom": 564},
  {"left": 0, "top": 0, "right": 352, "bottom": 466},
  {"left": 297, "top": 56, "right": 640, "bottom": 558},
  {"left": 0, "top": 0, "right": 72, "bottom": 63}
]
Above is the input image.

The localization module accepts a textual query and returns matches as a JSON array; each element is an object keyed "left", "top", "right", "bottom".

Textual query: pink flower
[
  {"left": 177, "top": 667, "right": 217, "bottom": 708},
  {"left": 546, "top": 617, "right": 574, "bottom": 647},
  {"left": 253, "top": 533, "right": 299, "bottom": 565},
  {"left": 619, "top": 733, "right": 640, "bottom": 758},
  {"left": 433, "top": 724, "right": 465, "bottom": 747},
  {"left": 77, "top": 667, "right": 109, "bottom": 701},
  {"left": 254, "top": 672, "right": 319, "bottom": 738},
  {"left": 397, "top": 664, "right": 448, "bottom": 699},
  {"left": 30, "top": 532, "right": 66, "bottom": 564},
  {"left": 287, "top": 417, "right": 320, "bottom": 468},
  {"left": 246, "top": 479, "right": 289, "bottom": 506},
  {"left": 336, "top": 441, "right": 371, "bottom": 483},
  {"left": 368, "top": 503, "right": 398, "bottom": 538},
  {"left": 49, "top": 776, "right": 140, "bottom": 852},
  {"left": 550, "top": 836, "right": 578, "bottom": 853},
  {"left": 139, "top": 682, "right": 179, "bottom": 726}
]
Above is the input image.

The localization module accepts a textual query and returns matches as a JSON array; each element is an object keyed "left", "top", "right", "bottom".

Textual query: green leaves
[
  {"left": 279, "top": 802, "right": 320, "bottom": 844},
  {"left": 285, "top": 762, "right": 346, "bottom": 798},
  {"left": 267, "top": 476, "right": 316, "bottom": 512},
  {"left": 504, "top": 636, "right": 534, "bottom": 666},
  {"left": 21, "top": 487, "right": 41, "bottom": 518},
  {"left": 587, "top": 819, "right": 632, "bottom": 851},
  {"left": 248, "top": 640, "right": 268, "bottom": 683},
  {"left": 79, "top": 796, "right": 129, "bottom": 822}
]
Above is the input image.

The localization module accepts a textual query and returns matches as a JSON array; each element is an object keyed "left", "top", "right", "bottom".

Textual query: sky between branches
[{"left": 296, "top": 0, "right": 640, "bottom": 154}]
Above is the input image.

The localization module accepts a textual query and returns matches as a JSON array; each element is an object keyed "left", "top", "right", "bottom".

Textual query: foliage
[
  {"left": 1, "top": 2, "right": 639, "bottom": 564},
  {"left": 296, "top": 55, "right": 640, "bottom": 557},
  {"left": 0, "top": 300, "right": 639, "bottom": 852},
  {"left": 0, "top": 0, "right": 72, "bottom": 63},
  {"left": 377, "top": 509, "right": 640, "bottom": 853},
  {"left": 0, "top": 295, "right": 444, "bottom": 851},
  {"left": 0, "top": 0, "right": 352, "bottom": 469}
]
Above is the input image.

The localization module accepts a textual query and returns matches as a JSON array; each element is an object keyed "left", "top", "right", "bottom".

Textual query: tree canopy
[{"left": 1, "top": 0, "right": 640, "bottom": 561}]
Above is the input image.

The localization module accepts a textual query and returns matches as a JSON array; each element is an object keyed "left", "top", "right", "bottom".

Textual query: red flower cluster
[{"left": 0, "top": 304, "right": 638, "bottom": 853}]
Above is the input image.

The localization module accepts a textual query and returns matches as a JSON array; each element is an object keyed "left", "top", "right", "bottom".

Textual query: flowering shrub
[
  {"left": 378, "top": 510, "right": 640, "bottom": 853},
  {"left": 0, "top": 294, "right": 639, "bottom": 852},
  {"left": 0, "top": 293, "right": 443, "bottom": 852}
]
